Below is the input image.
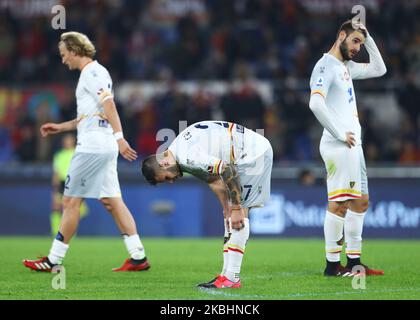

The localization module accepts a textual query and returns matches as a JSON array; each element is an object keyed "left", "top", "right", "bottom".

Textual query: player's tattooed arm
[{"left": 221, "top": 163, "right": 242, "bottom": 206}]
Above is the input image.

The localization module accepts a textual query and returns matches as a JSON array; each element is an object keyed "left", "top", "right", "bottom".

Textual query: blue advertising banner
[
  {"left": 249, "top": 180, "right": 420, "bottom": 238},
  {"left": 0, "top": 178, "right": 419, "bottom": 238}
]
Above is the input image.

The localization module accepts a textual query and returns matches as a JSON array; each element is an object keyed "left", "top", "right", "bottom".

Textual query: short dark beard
[
  {"left": 167, "top": 163, "right": 183, "bottom": 178},
  {"left": 339, "top": 38, "right": 352, "bottom": 61}
]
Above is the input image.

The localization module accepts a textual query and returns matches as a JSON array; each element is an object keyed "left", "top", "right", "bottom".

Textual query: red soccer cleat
[
  {"left": 349, "top": 264, "right": 384, "bottom": 276},
  {"left": 112, "top": 258, "right": 150, "bottom": 272},
  {"left": 324, "top": 264, "right": 354, "bottom": 277},
  {"left": 23, "top": 256, "right": 56, "bottom": 272},
  {"left": 198, "top": 275, "right": 241, "bottom": 289},
  {"left": 196, "top": 275, "right": 220, "bottom": 288}
]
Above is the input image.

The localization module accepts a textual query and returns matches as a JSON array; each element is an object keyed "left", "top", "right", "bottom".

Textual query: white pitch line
[{"left": 198, "top": 287, "right": 420, "bottom": 299}]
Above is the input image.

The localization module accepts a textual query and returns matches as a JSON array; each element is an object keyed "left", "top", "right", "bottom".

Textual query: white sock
[
  {"left": 221, "top": 218, "right": 231, "bottom": 276},
  {"left": 48, "top": 239, "right": 69, "bottom": 265},
  {"left": 123, "top": 234, "right": 146, "bottom": 260},
  {"left": 324, "top": 211, "right": 345, "bottom": 262},
  {"left": 345, "top": 209, "right": 365, "bottom": 259},
  {"left": 225, "top": 218, "right": 249, "bottom": 282}
]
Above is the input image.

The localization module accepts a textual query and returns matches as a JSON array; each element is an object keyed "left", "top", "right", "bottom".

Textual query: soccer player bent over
[
  {"left": 23, "top": 32, "right": 150, "bottom": 272},
  {"left": 308, "top": 21, "right": 386, "bottom": 276},
  {"left": 141, "top": 121, "right": 273, "bottom": 288}
]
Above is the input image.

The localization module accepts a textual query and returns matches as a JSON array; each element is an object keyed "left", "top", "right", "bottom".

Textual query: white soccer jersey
[
  {"left": 310, "top": 53, "right": 361, "bottom": 145},
  {"left": 75, "top": 60, "right": 118, "bottom": 153},
  {"left": 168, "top": 121, "right": 262, "bottom": 182}
]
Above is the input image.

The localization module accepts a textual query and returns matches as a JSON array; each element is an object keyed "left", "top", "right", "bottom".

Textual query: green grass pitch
[{"left": 1, "top": 237, "right": 419, "bottom": 300}]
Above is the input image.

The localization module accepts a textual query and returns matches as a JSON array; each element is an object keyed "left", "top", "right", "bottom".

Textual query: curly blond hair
[{"left": 59, "top": 31, "right": 96, "bottom": 58}]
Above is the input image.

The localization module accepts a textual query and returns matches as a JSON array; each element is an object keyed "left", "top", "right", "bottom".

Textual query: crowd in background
[{"left": 0, "top": 0, "right": 419, "bottom": 164}]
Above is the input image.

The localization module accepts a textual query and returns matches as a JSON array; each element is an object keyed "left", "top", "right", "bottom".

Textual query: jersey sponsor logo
[
  {"left": 316, "top": 76, "right": 324, "bottom": 87},
  {"left": 98, "top": 119, "right": 109, "bottom": 128},
  {"left": 236, "top": 124, "right": 244, "bottom": 134},
  {"left": 348, "top": 87, "right": 354, "bottom": 103}
]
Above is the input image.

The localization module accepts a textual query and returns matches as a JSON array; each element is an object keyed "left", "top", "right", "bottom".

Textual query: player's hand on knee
[
  {"left": 345, "top": 132, "right": 356, "bottom": 148},
  {"left": 118, "top": 139, "right": 138, "bottom": 162},
  {"left": 230, "top": 206, "right": 245, "bottom": 231}
]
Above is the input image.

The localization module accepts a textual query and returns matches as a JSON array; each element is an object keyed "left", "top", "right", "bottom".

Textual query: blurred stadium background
[{"left": 0, "top": 0, "right": 419, "bottom": 239}]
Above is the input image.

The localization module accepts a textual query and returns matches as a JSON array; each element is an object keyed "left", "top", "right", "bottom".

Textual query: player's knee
[
  {"left": 360, "top": 200, "right": 369, "bottom": 212},
  {"left": 351, "top": 199, "right": 369, "bottom": 213},
  {"left": 100, "top": 198, "right": 113, "bottom": 212},
  {"left": 62, "top": 197, "right": 74, "bottom": 209},
  {"left": 328, "top": 201, "right": 348, "bottom": 217}
]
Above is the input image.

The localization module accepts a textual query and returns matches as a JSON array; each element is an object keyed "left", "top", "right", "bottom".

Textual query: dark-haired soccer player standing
[{"left": 309, "top": 21, "right": 386, "bottom": 276}]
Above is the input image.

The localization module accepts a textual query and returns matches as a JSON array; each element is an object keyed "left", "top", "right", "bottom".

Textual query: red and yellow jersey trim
[
  {"left": 227, "top": 122, "right": 235, "bottom": 162},
  {"left": 212, "top": 160, "right": 224, "bottom": 175},
  {"left": 328, "top": 188, "right": 362, "bottom": 201},
  {"left": 311, "top": 89, "right": 325, "bottom": 98}
]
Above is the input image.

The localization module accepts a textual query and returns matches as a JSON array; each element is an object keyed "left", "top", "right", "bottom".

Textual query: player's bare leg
[
  {"left": 101, "top": 197, "right": 150, "bottom": 271},
  {"left": 59, "top": 196, "right": 84, "bottom": 243},
  {"left": 101, "top": 197, "right": 137, "bottom": 235},
  {"left": 23, "top": 196, "right": 82, "bottom": 271}
]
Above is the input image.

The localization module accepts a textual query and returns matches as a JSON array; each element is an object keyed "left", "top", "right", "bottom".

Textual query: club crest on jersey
[
  {"left": 344, "top": 70, "right": 350, "bottom": 81},
  {"left": 350, "top": 181, "right": 355, "bottom": 188}
]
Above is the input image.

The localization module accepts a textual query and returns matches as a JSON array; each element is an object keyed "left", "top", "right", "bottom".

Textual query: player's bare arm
[
  {"left": 102, "top": 98, "right": 137, "bottom": 162},
  {"left": 40, "top": 118, "right": 78, "bottom": 137},
  {"left": 221, "top": 163, "right": 244, "bottom": 230},
  {"left": 208, "top": 177, "right": 231, "bottom": 218}
]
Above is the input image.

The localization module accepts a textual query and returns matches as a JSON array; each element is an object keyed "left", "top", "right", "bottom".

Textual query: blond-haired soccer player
[
  {"left": 309, "top": 21, "right": 386, "bottom": 276},
  {"left": 23, "top": 32, "right": 150, "bottom": 272},
  {"left": 142, "top": 121, "right": 273, "bottom": 288}
]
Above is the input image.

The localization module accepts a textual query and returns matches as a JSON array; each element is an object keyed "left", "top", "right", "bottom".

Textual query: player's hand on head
[
  {"left": 345, "top": 131, "right": 356, "bottom": 148},
  {"left": 117, "top": 138, "right": 137, "bottom": 162},
  {"left": 40, "top": 123, "right": 61, "bottom": 137}
]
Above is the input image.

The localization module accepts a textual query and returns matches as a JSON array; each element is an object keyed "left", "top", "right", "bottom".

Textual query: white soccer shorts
[
  {"left": 320, "top": 138, "right": 368, "bottom": 202},
  {"left": 63, "top": 151, "right": 122, "bottom": 199}
]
